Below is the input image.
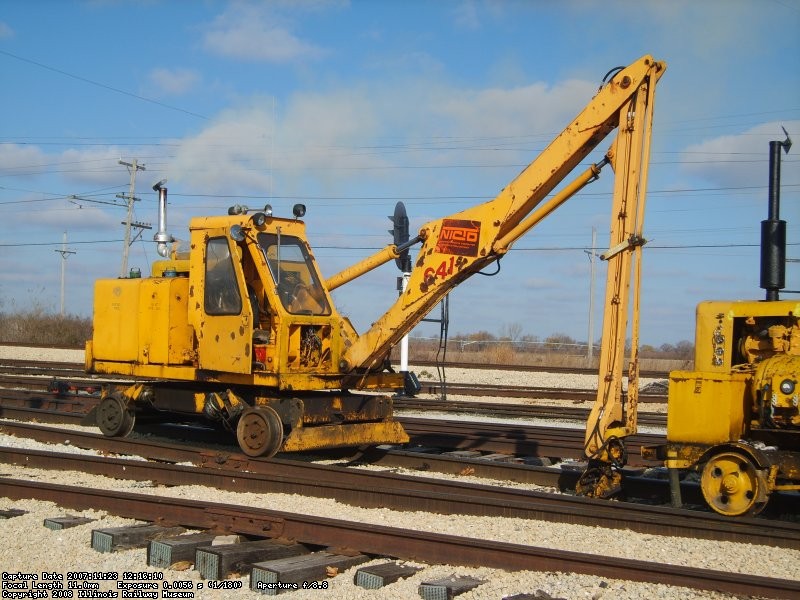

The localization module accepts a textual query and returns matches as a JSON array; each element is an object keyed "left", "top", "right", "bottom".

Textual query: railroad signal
[{"left": 388, "top": 201, "right": 411, "bottom": 273}]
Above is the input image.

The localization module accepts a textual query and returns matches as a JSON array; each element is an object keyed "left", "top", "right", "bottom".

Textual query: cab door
[{"left": 196, "top": 235, "right": 253, "bottom": 374}]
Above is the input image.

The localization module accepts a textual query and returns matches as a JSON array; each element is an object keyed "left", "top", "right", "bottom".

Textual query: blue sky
[{"left": 0, "top": 0, "right": 798, "bottom": 347}]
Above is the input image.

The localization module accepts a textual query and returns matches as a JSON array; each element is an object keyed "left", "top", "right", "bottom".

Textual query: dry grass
[
  {"left": 0, "top": 308, "right": 92, "bottom": 347},
  {"left": 403, "top": 339, "right": 692, "bottom": 373}
]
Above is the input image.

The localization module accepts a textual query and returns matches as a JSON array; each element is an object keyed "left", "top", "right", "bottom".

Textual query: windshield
[{"left": 257, "top": 232, "right": 330, "bottom": 316}]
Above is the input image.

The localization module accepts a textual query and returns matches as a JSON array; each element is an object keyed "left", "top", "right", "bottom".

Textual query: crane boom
[{"left": 342, "top": 56, "right": 666, "bottom": 376}]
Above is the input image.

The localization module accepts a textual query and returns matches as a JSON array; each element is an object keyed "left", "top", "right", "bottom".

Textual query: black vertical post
[{"left": 760, "top": 129, "right": 792, "bottom": 301}]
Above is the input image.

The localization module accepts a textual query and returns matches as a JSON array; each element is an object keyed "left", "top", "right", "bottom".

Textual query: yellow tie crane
[{"left": 86, "top": 56, "right": 666, "bottom": 476}]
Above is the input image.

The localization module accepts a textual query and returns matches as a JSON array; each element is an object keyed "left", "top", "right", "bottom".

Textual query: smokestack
[
  {"left": 152, "top": 179, "right": 173, "bottom": 257},
  {"left": 760, "top": 128, "right": 791, "bottom": 301}
]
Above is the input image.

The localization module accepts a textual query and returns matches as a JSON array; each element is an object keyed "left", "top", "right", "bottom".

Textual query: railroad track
[
  {"left": 0, "top": 357, "right": 671, "bottom": 402},
  {"left": 2, "top": 477, "right": 797, "bottom": 599},
  {"left": 397, "top": 416, "right": 663, "bottom": 466},
  {"left": 1, "top": 420, "right": 796, "bottom": 548},
  {"left": 0, "top": 359, "right": 670, "bottom": 429},
  {"left": 0, "top": 379, "right": 669, "bottom": 428},
  {"left": 394, "top": 397, "right": 667, "bottom": 427},
  {"left": 2, "top": 402, "right": 798, "bottom": 596},
  {"left": 0, "top": 395, "right": 664, "bottom": 467},
  {"left": 2, "top": 352, "right": 797, "bottom": 598},
  {"left": 2, "top": 403, "right": 798, "bottom": 519},
  {"left": 414, "top": 380, "right": 668, "bottom": 403},
  {"left": 411, "top": 358, "right": 675, "bottom": 380}
]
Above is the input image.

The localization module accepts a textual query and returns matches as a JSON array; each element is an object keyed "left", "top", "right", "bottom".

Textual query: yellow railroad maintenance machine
[
  {"left": 642, "top": 131, "right": 799, "bottom": 516},
  {"left": 645, "top": 297, "right": 800, "bottom": 516},
  {"left": 86, "top": 54, "right": 667, "bottom": 461}
]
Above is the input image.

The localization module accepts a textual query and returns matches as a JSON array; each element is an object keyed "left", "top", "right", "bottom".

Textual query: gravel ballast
[{"left": 0, "top": 346, "right": 796, "bottom": 599}]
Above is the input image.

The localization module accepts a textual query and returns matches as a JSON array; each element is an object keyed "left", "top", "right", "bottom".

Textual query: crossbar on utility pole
[
  {"left": 118, "top": 159, "right": 146, "bottom": 278},
  {"left": 54, "top": 231, "right": 76, "bottom": 316}
]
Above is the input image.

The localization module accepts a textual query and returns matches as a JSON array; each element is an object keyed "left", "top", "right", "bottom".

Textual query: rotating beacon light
[{"left": 152, "top": 179, "right": 174, "bottom": 257}]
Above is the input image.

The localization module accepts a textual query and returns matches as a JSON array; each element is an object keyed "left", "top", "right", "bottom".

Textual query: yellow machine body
[
  {"left": 666, "top": 370, "right": 750, "bottom": 448},
  {"left": 645, "top": 299, "right": 800, "bottom": 515},
  {"left": 87, "top": 213, "right": 408, "bottom": 455},
  {"left": 90, "top": 277, "right": 194, "bottom": 370},
  {"left": 86, "top": 55, "right": 669, "bottom": 460},
  {"left": 88, "top": 216, "right": 375, "bottom": 391}
]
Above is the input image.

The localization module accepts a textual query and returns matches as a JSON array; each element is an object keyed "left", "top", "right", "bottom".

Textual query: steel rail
[
  {"left": 0, "top": 392, "right": 98, "bottom": 417},
  {"left": 8, "top": 403, "right": 797, "bottom": 516},
  {"left": 1, "top": 425, "right": 797, "bottom": 548},
  {"left": 0, "top": 374, "right": 105, "bottom": 393},
  {"left": 0, "top": 420, "right": 689, "bottom": 506},
  {"left": 411, "top": 359, "right": 674, "bottom": 379},
  {"left": 398, "top": 416, "right": 663, "bottom": 466},
  {"left": 0, "top": 360, "right": 87, "bottom": 376},
  {"left": 413, "top": 381, "right": 668, "bottom": 403},
  {"left": 395, "top": 397, "right": 667, "bottom": 426},
  {"left": 1, "top": 373, "right": 670, "bottom": 428},
  {"left": 0, "top": 367, "right": 669, "bottom": 407},
  {"left": 0, "top": 355, "right": 674, "bottom": 380},
  {"left": 0, "top": 400, "right": 663, "bottom": 466},
  {"left": 1, "top": 478, "right": 796, "bottom": 599}
]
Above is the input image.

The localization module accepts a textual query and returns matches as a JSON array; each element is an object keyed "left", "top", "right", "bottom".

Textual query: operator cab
[{"left": 259, "top": 232, "right": 330, "bottom": 316}]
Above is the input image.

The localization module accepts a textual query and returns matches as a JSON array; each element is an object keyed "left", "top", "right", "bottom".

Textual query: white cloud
[
  {"left": 203, "top": 3, "right": 326, "bottom": 63},
  {"left": 163, "top": 74, "right": 602, "bottom": 202},
  {"left": 149, "top": 67, "right": 200, "bottom": 96},
  {"left": 59, "top": 147, "right": 144, "bottom": 187},
  {"left": 0, "top": 21, "right": 13, "bottom": 39},
  {"left": 168, "top": 103, "right": 276, "bottom": 195},
  {"left": 0, "top": 144, "right": 160, "bottom": 190},
  {"left": 680, "top": 120, "right": 800, "bottom": 188},
  {"left": 166, "top": 88, "right": 391, "bottom": 198},
  {"left": 0, "top": 144, "right": 47, "bottom": 177},
  {"left": 17, "top": 202, "right": 116, "bottom": 230},
  {"left": 431, "top": 79, "right": 597, "bottom": 141}
]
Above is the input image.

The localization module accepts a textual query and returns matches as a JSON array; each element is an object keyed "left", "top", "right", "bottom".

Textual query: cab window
[
  {"left": 204, "top": 237, "right": 242, "bottom": 315},
  {"left": 258, "top": 233, "right": 330, "bottom": 316}
]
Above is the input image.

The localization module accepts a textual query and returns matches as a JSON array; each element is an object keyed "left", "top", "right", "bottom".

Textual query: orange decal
[{"left": 435, "top": 219, "right": 480, "bottom": 257}]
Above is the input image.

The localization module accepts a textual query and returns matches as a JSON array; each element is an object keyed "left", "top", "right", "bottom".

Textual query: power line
[
  {"left": 0, "top": 239, "right": 123, "bottom": 247},
  {"left": 0, "top": 49, "right": 208, "bottom": 121},
  {"left": 3, "top": 239, "right": 798, "bottom": 251},
  {"left": 309, "top": 242, "right": 800, "bottom": 252},
  {"left": 1, "top": 182, "right": 797, "bottom": 210}
]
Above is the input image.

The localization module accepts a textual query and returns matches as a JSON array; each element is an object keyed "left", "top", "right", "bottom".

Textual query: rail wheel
[
  {"left": 700, "top": 451, "right": 767, "bottom": 517},
  {"left": 96, "top": 393, "right": 135, "bottom": 438},
  {"left": 236, "top": 406, "right": 284, "bottom": 458}
]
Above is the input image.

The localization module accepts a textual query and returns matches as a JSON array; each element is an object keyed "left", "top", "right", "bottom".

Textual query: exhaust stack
[
  {"left": 152, "top": 179, "right": 173, "bottom": 257},
  {"left": 760, "top": 128, "right": 792, "bottom": 301}
]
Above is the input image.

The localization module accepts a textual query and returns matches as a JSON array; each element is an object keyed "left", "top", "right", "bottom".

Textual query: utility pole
[
  {"left": 585, "top": 227, "right": 597, "bottom": 362},
  {"left": 54, "top": 231, "right": 76, "bottom": 316},
  {"left": 117, "top": 159, "right": 146, "bottom": 278}
]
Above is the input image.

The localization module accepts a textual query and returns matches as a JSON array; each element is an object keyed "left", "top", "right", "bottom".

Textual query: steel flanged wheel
[
  {"left": 96, "top": 393, "right": 135, "bottom": 438},
  {"left": 700, "top": 452, "right": 766, "bottom": 517},
  {"left": 236, "top": 406, "right": 284, "bottom": 458}
]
